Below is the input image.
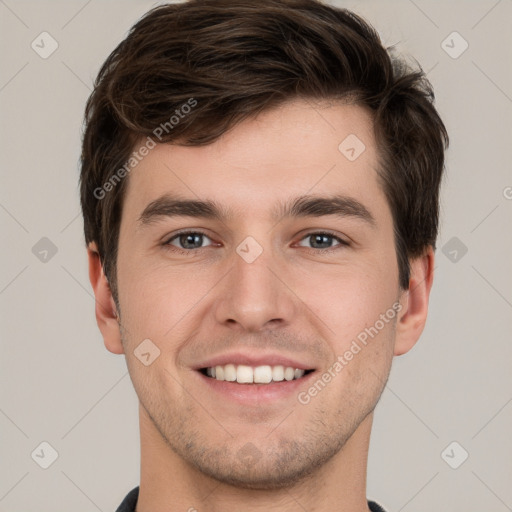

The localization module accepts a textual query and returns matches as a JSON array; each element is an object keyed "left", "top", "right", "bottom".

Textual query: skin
[{"left": 88, "top": 99, "right": 434, "bottom": 512}]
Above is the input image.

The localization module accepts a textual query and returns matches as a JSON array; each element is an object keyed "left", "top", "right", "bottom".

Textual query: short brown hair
[{"left": 80, "top": 0, "right": 448, "bottom": 301}]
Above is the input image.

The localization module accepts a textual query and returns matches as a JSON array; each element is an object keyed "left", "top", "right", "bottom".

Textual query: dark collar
[{"left": 116, "top": 486, "right": 389, "bottom": 512}]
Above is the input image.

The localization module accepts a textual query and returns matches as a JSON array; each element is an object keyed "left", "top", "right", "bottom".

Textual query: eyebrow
[{"left": 138, "top": 193, "right": 376, "bottom": 228}]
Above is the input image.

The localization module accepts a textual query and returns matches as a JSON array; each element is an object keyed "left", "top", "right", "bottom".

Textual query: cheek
[
  {"left": 116, "top": 255, "right": 214, "bottom": 342},
  {"left": 295, "top": 260, "right": 399, "bottom": 347},
  {"left": 322, "top": 303, "right": 397, "bottom": 411}
]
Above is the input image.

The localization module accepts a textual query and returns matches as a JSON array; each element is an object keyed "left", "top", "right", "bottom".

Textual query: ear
[
  {"left": 394, "top": 246, "right": 435, "bottom": 356},
  {"left": 87, "top": 242, "right": 124, "bottom": 355}
]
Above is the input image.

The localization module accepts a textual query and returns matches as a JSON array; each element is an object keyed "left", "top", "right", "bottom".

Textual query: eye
[
  {"left": 296, "top": 232, "right": 348, "bottom": 251},
  {"left": 164, "top": 231, "right": 214, "bottom": 251},
  {"left": 162, "top": 230, "right": 348, "bottom": 255}
]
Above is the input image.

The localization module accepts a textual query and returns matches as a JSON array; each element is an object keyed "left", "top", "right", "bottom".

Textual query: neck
[{"left": 136, "top": 404, "right": 373, "bottom": 512}]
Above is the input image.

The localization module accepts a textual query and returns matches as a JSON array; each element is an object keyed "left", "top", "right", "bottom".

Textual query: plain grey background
[{"left": 1, "top": 0, "right": 511, "bottom": 511}]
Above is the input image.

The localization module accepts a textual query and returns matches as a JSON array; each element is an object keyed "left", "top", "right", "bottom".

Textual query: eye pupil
[
  {"left": 181, "top": 233, "right": 202, "bottom": 249},
  {"left": 310, "top": 234, "right": 332, "bottom": 249}
]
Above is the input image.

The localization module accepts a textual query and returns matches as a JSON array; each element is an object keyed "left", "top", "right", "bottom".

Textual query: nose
[{"left": 213, "top": 240, "right": 298, "bottom": 333}]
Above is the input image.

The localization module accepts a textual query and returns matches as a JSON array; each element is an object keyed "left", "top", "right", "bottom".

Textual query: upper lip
[{"left": 193, "top": 352, "right": 315, "bottom": 371}]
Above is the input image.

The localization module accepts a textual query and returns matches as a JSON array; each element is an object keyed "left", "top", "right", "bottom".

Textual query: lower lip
[{"left": 196, "top": 371, "right": 317, "bottom": 405}]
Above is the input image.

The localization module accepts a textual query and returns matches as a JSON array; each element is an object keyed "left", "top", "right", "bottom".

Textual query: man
[{"left": 80, "top": 0, "right": 448, "bottom": 510}]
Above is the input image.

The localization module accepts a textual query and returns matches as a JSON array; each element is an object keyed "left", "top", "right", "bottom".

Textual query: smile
[{"left": 200, "top": 364, "right": 314, "bottom": 384}]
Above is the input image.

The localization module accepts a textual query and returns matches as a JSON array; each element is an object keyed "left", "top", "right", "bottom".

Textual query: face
[{"left": 114, "top": 99, "right": 403, "bottom": 489}]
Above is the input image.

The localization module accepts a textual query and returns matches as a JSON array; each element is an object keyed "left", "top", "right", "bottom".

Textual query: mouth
[
  {"left": 192, "top": 353, "right": 318, "bottom": 404},
  {"left": 198, "top": 364, "right": 315, "bottom": 384}
]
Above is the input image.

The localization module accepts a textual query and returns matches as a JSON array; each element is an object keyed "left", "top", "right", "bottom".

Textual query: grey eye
[
  {"left": 167, "top": 232, "right": 213, "bottom": 250},
  {"left": 298, "top": 233, "right": 344, "bottom": 249}
]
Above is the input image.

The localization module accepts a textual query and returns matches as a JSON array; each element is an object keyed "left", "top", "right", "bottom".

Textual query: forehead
[{"left": 122, "top": 99, "right": 388, "bottom": 223}]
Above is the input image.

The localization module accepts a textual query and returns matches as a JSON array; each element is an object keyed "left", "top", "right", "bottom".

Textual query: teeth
[
  {"left": 272, "top": 365, "right": 284, "bottom": 382},
  {"left": 254, "top": 365, "right": 272, "bottom": 384},
  {"left": 284, "top": 367, "right": 295, "bottom": 381},
  {"left": 224, "top": 364, "right": 237, "bottom": 382},
  {"left": 204, "top": 364, "right": 307, "bottom": 384},
  {"left": 237, "top": 365, "right": 253, "bottom": 384}
]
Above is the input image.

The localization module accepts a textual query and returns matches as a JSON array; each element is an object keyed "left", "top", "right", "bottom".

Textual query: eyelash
[{"left": 162, "top": 230, "right": 349, "bottom": 255}]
